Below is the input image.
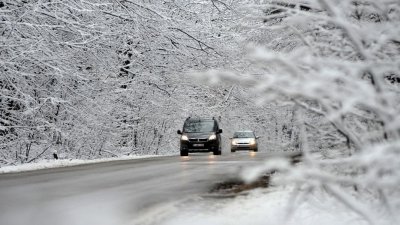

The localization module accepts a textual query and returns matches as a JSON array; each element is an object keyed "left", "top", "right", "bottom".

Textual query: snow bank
[{"left": 152, "top": 186, "right": 393, "bottom": 225}]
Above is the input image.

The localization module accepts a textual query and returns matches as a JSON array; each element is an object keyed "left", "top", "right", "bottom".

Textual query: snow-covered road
[{"left": 0, "top": 152, "right": 270, "bottom": 225}]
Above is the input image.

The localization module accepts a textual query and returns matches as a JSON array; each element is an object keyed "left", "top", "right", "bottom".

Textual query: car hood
[
  {"left": 232, "top": 138, "right": 253, "bottom": 143},
  {"left": 184, "top": 132, "right": 214, "bottom": 139}
]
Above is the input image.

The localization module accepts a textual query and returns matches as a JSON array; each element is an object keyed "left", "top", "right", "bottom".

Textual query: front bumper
[
  {"left": 180, "top": 140, "right": 219, "bottom": 152},
  {"left": 231, "top": 144, "right": 258, "bottom": 151}
]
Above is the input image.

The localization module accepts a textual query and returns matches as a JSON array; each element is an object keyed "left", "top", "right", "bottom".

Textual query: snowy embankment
[
  {"left": 135, "top": 186, "right": 395, "bottom": 225},
  {"left": 0, "top": 155, "right": 161, "bottom": 174}
]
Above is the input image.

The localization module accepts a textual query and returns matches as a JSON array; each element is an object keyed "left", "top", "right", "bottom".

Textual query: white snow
[{"left": 143, "top": 186, "right": 393, "bottom": 225}]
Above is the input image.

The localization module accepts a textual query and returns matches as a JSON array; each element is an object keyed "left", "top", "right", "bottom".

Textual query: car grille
[{"left": 189, "top": 138, "right": 208, "bottom": 142}]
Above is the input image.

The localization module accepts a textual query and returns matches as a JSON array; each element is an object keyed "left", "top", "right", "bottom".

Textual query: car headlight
[
  {"left": 249, "top": 138, "right": 256, "bottom": 145},
  {"left": 209, "top": 134, "right": 217, "bottom": 140},
  {"left": 181, "top": 135, "right": 189, "bottom": 141},
  {"left": 231, "top": 140, "right": 237, "bottom": 145}
]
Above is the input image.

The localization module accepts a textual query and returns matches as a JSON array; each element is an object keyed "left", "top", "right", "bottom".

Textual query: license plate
[{"left": 193, "top": 144, "right": 204, "bottom": 147}]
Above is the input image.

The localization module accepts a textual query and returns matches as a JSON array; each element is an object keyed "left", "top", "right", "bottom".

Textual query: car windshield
[
  {"left": 233, "top": 132, "right": 255, "bottom": 138},
  {"left": 183, "top": 120, "right": 215, "bottom": 133}
]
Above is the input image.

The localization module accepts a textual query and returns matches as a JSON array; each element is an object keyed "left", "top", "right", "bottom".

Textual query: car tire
[
  {"left": 180, "top": 150, "right": 188, "bottom": 156},
  {"left": 213, "top": 150, "right": 222, "bottom": 155},
  {"left": 231, "top": 149, "right": 236, "bottom": 153},
  {"left": 253, "top": 149, "right": 258, "bottom": 152}
]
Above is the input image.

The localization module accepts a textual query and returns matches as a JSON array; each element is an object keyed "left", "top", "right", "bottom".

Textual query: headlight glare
[
  {"left": 181, "top": 135, "right": 189, "bottom": 141},
  {"left": 209, "top": 134, "right": 217, "bottom": 140}
]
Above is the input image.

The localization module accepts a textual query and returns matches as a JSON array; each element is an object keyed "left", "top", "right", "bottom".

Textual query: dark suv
[{"left": 177, "top": 117, "right": 223, "bottom": 156}]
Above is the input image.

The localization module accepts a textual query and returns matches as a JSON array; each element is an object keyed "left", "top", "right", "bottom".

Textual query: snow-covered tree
[{"left": 1, "top": 0, "right": 251, "bottom": 164}]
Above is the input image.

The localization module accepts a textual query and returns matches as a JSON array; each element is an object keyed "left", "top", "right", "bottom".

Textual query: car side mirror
[
  {"left": 256, "top": 136, "right": 260, "bottom": 139},
  {"left": 218, "top": 129, "right": 223, "bottom": 134},
  {"left": 177, "top": 130, "right": 182, "bottom": 135}
]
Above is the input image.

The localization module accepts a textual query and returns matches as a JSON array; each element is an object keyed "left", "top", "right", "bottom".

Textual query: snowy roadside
[
  {"left": 0, "top": 155, "right": 163, "bottom": 174},
  {"left": 134, "top": 186, "right": 391, "bottom": 225}
]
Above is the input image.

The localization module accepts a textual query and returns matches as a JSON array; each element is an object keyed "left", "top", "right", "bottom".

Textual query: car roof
[
  {"left": 234, "top": 130, "right": 254, "bottom": 133},
  {"left": 185, "top": 117, "right": 217, "bottom": 122}
]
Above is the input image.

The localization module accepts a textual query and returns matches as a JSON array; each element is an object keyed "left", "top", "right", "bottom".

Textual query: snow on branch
[{"left": 193, "top": 0, "right": 400, "bottom": 223}]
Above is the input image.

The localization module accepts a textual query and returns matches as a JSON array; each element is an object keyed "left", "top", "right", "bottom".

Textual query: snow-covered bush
[{"left": 196, "top": 0, "right": 400, "bottom": 223}]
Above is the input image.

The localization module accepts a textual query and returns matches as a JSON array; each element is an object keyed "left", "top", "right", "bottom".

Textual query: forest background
[{"left": 1, "top": 0, "right": 305, "bottom": 164}]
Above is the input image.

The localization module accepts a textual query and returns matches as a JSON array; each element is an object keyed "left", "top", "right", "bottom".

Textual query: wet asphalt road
[{"left": 0, "top": 152, "right": 275, "bottom": 225}]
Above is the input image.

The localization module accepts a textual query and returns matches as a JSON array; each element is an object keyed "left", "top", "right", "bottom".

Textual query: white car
[{"left": 230, "top": 131, "right": 259, "bottom": 152}]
